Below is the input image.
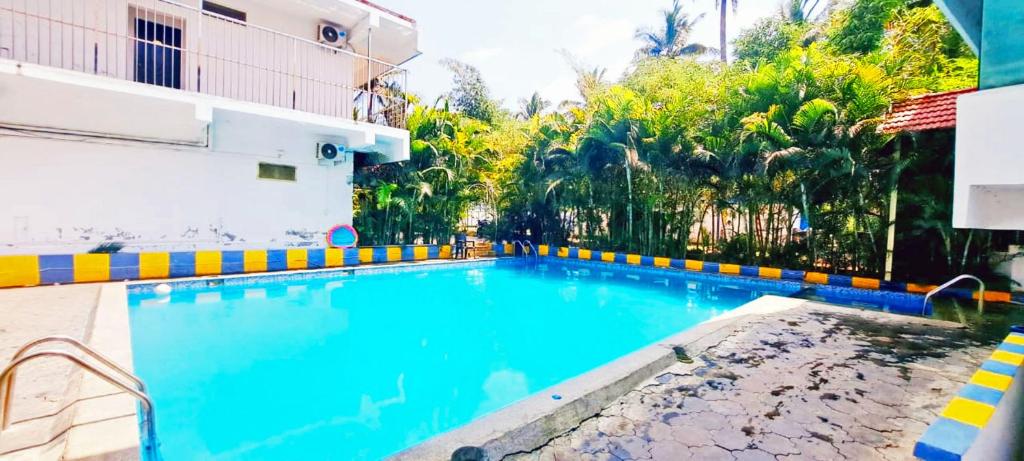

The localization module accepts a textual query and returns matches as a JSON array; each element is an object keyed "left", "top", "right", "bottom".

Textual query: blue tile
[
  {"left": 881, "top": 280, "right": 907, "bottom": 292},
  {"left": 945, "top": 287, "right": 974, "bottom": 299},
  {"left": 702, "top": 262, "right": 720, "bottom": 273},
  {"left": 343, "top": 248, "right": 360, "bottom": 266},
  {"left": 39, "top": 254, "right": 74, "bottom": 284},
  {"left": 492, "top": 244, "right": 504, "bottom": 256},
  {"left": 740, "top": 265, "right": 759, "bottom": 277},
  {"left": 913, "top": 418, "right": 978, "bottom": 461},
  {"left": 306, "top": 249, "right": 325, "bottom": 269},
  {"left": 980, "top": 359, "right": 1019, "bottom": 377},
  {"left": 670, "top": 259, "right": 686, "bottom": 270},
  {"left": 614, "top": 253, "right": 627, "bottom": 264},
  {"left": 428, "top": 245, "right": 440, "bottom": 259},
  {"left": 109, "top": 253, "right": 139, "bottom": 281},
  {"left": 592, "top": 251, "right": 604, "bottom": 261},
  {"left": 267, "top": 250, "right": 287, "bottom": 271},
  {"left": 401, "top": 246, "right": 415, "bottom": 261},
  {"left": 997, "top": 342, "right": 1024, "bottom": 355},
  {"left": 169, "top": 252, "right": 195, "bottom": 278},
  {"left": 781, "top": 269, "right": 805, "bottom": 281},
  {"left": 640, "top": 256, "right": 654, "bottom": 266},
  {"left": 221, "top": 251, "right": 245, "bottom": 274},
  {"left": 828, "top": 274, "right": 853, "bottom": 287},
  {"left": 957, "top": 384, "right": 1004, "bottom": 406},
  {"left": 568, "top": 247, "right": 579, "bottom": 259},
  {"left": 372, "top": 247, "right": 388, "bottom": 263}
]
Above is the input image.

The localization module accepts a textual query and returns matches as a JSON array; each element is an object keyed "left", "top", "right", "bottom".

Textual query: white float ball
[{"left": 154, "top": 283, "right": 172, "bottom": 296}]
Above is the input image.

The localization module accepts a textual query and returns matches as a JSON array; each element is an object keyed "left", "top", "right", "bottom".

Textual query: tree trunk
[{"left": 719, "top": 0, "right": 728, "bottom": 62}]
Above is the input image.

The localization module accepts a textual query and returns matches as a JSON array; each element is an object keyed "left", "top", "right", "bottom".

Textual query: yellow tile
[
  {"left": 720, "top": 264, "right": 741, "bottom": 275},
  {"left": 685, "top": 260, "right": 703, "bottom": 271},
  {"left": 503, "top": 243, "right": 514, "bottom": 255},
  {"left": 194, "top": 251, "right": 222, "bottom": 276},
  {"left": 243, "top": 250, "right": 267, "bottom": 273},
  {"left": 626, "top": 254, "right": 641, "bottom": 265},
  {"left": 73, "top": 254, "right": 110, "bottom": 283},
  {"left": 852, "top": 277, "right": 881, "bottom": 290},
  {"left": 654, "top": 257, "right": 670, "bottom": 268},
  {"left": 759, "top": 267, "right": 782, "bottom": 279},
  {"left": 969, "top": 369, "right": 1013, "bottom": 392},
  {"left": 139, "top": 252, "right": 170, "bottom": 279},
  {"left": 578, "top": 249, "right": 592, "bottom": 260},
  {"left": 325, "top": 248, "right": 344, "bottom": 267},
  {"left": 554, "top": 247, "right": 566, "bottom": 258},
  {"left": 287, "top": 249, "right": 308, "bottom": 270},
  {"left": 991, "top": 350, "right": 1024, "bottom": 367},
  {"left": 414, "top": 246, "right": 428, "bottom": 260},
  {"left": 940, "top": 397, "right": 995, "bottom": 428},
  {"left": 977, "top": 291, "right": 1012, "bottom": 303},
  {"left": 359, "top": 248, "right": 374, "bottom": 263},
  {"left": 439, "top": 245, "right": 452, "bottom": 259},
  {"left": 538, "top": 245, "right": 549, "bottom": 256},
  {"left": 386, "top": 246, "right": 402, "bottom": 262},
  {"left": 0, "top": 255, "right": 40, "bottom": 287},
  {"left": 601, "top": 252, "right": 615, "bottom": 262},
  {"left": 1006, "top": 335, "right": 1024, "bottom": 346},
  {"left": 805, "top": 272, "right": 829, "bottom": 285},
  {"left": 907, "top": 283, "right": 938, "bottom": 294}
]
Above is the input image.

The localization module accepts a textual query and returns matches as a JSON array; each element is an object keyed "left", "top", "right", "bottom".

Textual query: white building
[
  {"left": 0, "top": 0, "right": 418, "bottom": 254},
  {"left": 933, "top": 0, "right": 1024, "bottom": 230}
]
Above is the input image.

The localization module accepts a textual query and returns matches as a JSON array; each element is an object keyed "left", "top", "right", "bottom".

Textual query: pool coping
[{"left": 389, "top": 295, "right": 810, "bottom": 461}]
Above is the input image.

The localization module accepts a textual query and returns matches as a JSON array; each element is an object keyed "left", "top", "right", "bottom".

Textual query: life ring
[{"left": 326, "top": 224, "right": 359, "bottom": 248}]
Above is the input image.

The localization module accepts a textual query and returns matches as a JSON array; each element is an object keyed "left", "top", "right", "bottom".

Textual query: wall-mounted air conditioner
[
  {"left": 317, "top": 23, "right": 348, "bottom": 47},
  {"left": 317, "top": 143, "right": 347, "bottom": 166}
]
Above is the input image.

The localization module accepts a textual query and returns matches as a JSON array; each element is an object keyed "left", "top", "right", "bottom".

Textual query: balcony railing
[{"left": 0, "top": 0, "right": 409, "bottom": 129}]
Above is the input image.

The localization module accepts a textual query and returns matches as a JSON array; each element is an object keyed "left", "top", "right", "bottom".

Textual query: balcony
[{"left": 0, "top": 0, "right": 410, "bottom": 129}]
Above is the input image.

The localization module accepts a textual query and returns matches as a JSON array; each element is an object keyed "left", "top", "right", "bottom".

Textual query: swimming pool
[{"left": 127, "top": 258, "right": 920, "bottom": 459}]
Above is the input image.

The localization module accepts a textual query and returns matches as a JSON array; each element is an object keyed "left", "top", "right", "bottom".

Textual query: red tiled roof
[
  {"left": 354, "top": 0, "right": 416, "bottom": 25},
  {"left": 878, "top": 88, "right": 976, "bottom": 134}
]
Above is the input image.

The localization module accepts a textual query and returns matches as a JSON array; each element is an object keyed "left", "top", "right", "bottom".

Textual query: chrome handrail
[
  {"left": 511, "top": 240, "right": 526, "bottom": 257},
  {"left": 0, "top": 351, "right": 158, "bottom": 459},
  {"left": 8, "top": 336, "right": 145, "bottom": 393},
  {"left": 523, "top": 240, "right": 540, "bottom": 263},
  {"left": 922, "top": 274, "right": 986, "bottom": 315}
]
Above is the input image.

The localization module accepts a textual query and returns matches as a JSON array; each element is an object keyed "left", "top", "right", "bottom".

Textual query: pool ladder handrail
[
  {"left": 511, "top": 240, "right": 540, "bottom": 263},
  {"left": 0, "top": 337, "right": 158, "bottom": 458},
  {"left": 922, "top": 274, "right": 985, "bottom": 315},
  {"left": 523, "top": 240, "right": 540, "bottom": 263}
]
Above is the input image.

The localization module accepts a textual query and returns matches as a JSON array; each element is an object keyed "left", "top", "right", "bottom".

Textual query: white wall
[
  {"left": 0, "top": 131, "right": 353, "bottom": 255},
  {"left": 953, "top": 84, "right": 1024, "bottom": 230}
]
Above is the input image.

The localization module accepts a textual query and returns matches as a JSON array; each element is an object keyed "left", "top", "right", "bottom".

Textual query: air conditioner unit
[
  {"left": 317, "top": 23, "right": 347, "bottom": 47},
  {"left": 317, "top": 143, "right": 347, "bottom": 165}
]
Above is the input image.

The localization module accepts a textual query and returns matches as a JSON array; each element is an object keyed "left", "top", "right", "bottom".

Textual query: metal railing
[
  {"left": 0, "top": 0, "right": 409, "bottom": 129},
  {"left": 922, "top": 274, "right": 986, "bottom": 315},
  {"left": 0, "top": 337, "right": 158, "bottom": 458}
]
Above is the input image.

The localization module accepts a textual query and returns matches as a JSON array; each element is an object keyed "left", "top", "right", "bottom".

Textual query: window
[
  {"left": 202, "top": 2, "right": 247, "bottom": 22},
  {"left": 133, "top": 17, "right": 183, "bottom": 89},
  {"left": 258, "top": 163, "right": 297, "bottom": 181}
]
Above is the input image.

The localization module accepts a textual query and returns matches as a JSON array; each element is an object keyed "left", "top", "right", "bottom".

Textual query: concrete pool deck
[
  {"left": 0, "top": 263, "right": 1000, "bottom": 461},
  {"left": 501, "top": 302, "right": 992, "bottom": 461}
]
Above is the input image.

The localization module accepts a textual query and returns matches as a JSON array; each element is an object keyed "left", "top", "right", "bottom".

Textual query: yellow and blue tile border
[
  {"left": 913, "top": 328, "right": 1024, "bottom": 460},
  {"left": 0, "top": 245, "right": 452, "bottom": 288},
  {"left": 490, "top": 244, "right": 1020, "bottom": 304}
]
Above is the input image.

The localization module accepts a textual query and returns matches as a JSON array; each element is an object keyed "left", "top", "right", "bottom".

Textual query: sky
[{"left": 383, "top": 0, "right": 786, "bottom": 111}]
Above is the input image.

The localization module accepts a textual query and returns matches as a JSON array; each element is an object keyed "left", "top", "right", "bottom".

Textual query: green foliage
[
  {"left": 440, "top": 59, "right": 502, "bottom": 122},
  {"left": 827, "top": 0, "right": 903, "bottom": 54},
  {"left": 353, "top": 0, "right": 994, "bottom": 283},
  {"left": 733, "top": 17, "right": 804, "bottom": 65}
]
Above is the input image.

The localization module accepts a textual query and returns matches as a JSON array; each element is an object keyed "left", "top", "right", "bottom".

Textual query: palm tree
[
  {"left": 517, "top": 92, "right": 550, "bottom": 120},
  {"left": 635, "top": 0, "right": 711, "bottom": 58},
  {"left": 711, "top": 0, "right": 739, "bottom": 62}
]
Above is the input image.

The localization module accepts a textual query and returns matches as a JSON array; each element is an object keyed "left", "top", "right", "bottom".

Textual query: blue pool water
[{"left": 127, "top": 259, "right": 918, "bottom": 460}]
